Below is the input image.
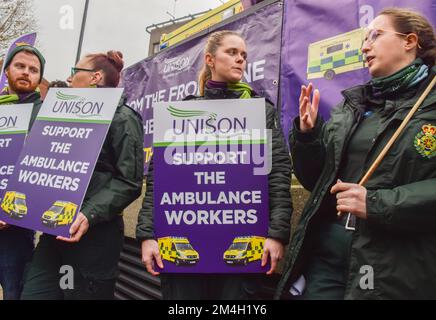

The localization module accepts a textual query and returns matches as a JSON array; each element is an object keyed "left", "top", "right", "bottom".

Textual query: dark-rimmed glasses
[{"left": 70, "top": 67, "right": 95, "bottom": 77}]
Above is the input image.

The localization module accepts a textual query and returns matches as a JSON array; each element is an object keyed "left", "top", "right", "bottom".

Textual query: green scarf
[
  {"left": 0, "top": 86, "right": 41, "bottom": 105},
  {"left": 371, "top": 58, "right": 429, "bottom": 97},
  {"left": 0, "top": 93, "right": 19, "bottom": 105},
  {"left": 227, "top": 82, "right": 253, "bottom": 99}
]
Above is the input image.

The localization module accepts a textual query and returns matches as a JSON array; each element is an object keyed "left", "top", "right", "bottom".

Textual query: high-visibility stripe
[
  {"left": 321, "top": 63, "right": 334, "bottom": 71},
  {"left": 345, "top": 49, "right": 359, "bottom": 58},
  {"left": 333, "top": 60, "right": 346, "bottom": 68},
  {"left": 308, "top": 49, "right": 362, "bottom": 69},
  {"left": 321, "top": 57, "right": 333, "bottom": 64}
]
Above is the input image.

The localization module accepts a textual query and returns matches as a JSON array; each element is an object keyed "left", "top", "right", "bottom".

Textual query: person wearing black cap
[{"left": 0, "top": 44, "right": 45, "bottom": 300}]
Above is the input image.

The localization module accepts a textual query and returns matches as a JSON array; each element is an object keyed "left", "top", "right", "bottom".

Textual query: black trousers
[
  {"left": 21, "top": 217, "right": 124, "bottom": 300},
  {"left": 302, "top": 222, "right": 352, "bottom": 300},
  {"left": 0, "top": 227, "right": 33, "bottom": 300},
  {"left": 160, "top": 273, "right": 262, "bottom": 300}
]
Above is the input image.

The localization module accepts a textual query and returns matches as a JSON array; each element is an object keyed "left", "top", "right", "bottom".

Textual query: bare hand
[
  {"left": 299, "top": 82, "right": 320, "bottom": 133},
  {"left": 331, "top": 179, "right": 367, "bottom": 219},
  {"left": 56, "top": 212, "right": 89, "bottom": 243},
  {"left": 0, "top": 220, "right": 9, "bottom": 231},
  {"left": 141, "top": 239, "right": 164, "bottom": 276},
  {"left": 261, "top": 238, "right": 284, "bottom": 275}
]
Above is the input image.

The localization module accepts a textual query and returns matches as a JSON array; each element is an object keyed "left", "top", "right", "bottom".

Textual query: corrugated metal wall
[{"left": 115, "top": 237, "right": 162, "bottom": 300}]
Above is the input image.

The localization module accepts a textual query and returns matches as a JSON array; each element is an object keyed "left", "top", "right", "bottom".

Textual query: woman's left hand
[
  {"left": 331, "top": 180, "right": 367, "bottom": 219},
  {"left": 56, "top": 212, "right": 89, "bottom": 243},
  {"left": 262, "top": 238, "right": 284, "bottom": 275}
]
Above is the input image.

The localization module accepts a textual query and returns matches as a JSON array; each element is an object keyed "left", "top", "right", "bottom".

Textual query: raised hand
[{"left": 299, "top": 82, "right": 320, "bottom": 133}]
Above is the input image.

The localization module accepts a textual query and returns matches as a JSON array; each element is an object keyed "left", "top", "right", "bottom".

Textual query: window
[
  {"left": 152, "top": 42, "right": 160, "bottom": 54},
  {"left": 327, "top": 43, "right": 343, "bottom": 54},
  {"left": 222, "top": 8, "right": 234, "bottom": 20}
]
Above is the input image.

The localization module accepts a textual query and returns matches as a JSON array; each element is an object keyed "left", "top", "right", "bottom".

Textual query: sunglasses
[{"left": 70, "top": 67, "right": 96, "bottom": 77}]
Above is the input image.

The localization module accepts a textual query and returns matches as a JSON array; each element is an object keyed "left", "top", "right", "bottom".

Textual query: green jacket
[
  {"left": 81, "top": 97, "right": 144, "bottom": 227},
  {"left": 276, "top": 67, "right": 436, "bottom": 300},
  {"left": 136, "top": 87, "right": 293, "bottom": 244},
  {"left": 24, "top": 91, "right": 43, "bottom": 128}
]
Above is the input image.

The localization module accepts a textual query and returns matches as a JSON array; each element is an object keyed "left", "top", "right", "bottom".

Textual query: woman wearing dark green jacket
[
  {"left": 276, "top": 8, "right": 436, "bottom": 300},
  {"left": 136, "top": 30, "right": 292, "bottom": 299},
  {"left": 21, "top": 51, "right": 144, "bottom": 300}
]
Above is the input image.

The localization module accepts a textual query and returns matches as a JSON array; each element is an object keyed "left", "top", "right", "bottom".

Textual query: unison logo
[
  {"left": 162, "top": 56, "right": 190, "bottom": 74},
  {"left": 0, "top": 116, "right": 17, "bottom": 131},
  {"left": 168, "top": 105, "right": 246, "bottom": 135},
  {"left": 52, "top": 91, "right": 104, "bottom": 118}
]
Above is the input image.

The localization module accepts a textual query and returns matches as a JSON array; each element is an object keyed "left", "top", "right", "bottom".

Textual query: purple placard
[
  {"left": 121, "top": 1, "right": 283, "bottom": 174},
  {"left": 0, "top": 33, "right": 37, "bottom": 92},
  {"left": 0, "top": 104, "right": 32, "bottom": 199},
  {"left": 153, "top": 98, "right": 269, "bottom": 273},
  {"left": 280, "top": 0, "right": 436, "bottom": 139},
  {"left": 0, "top": 88, "right": 123, "bottom": 237},
  {"left": 0, "top": 134, "right": 25, "bottom": 192}
]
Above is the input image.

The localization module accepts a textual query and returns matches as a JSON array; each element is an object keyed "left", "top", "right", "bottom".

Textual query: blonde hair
[
  {"left": 198, "top": 30, "right": 244, "bottom": 96},
  {"left": 379, "top": 8, "right": 436, "bottom": 67}
]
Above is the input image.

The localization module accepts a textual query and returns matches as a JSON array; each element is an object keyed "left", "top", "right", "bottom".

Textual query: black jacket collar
[{"left": 203, "top": 87, "right": 243, "bottom": 100}]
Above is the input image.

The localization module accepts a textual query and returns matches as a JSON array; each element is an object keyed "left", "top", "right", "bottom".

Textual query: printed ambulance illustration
[
  {"left": 158, "top": 236, "right": 200, "bottom": 266},
  {"left": 223, "top": 236, "right": 265, "bottom": 265},
  {"left": 307, "top": 28, "right": 365, "bottom": 80},
  {"left": 1, "top": 191, "right": 28, "bottom": 219},
  {"left": 41, "top": 201, "right": 78, "bottom": 228}
]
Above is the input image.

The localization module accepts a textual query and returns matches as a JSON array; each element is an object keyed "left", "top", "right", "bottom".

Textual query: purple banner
[
  {"left": 0, "top": 88, "right": 123, "bottom": 237},
  {"left": 0, "top": 33, "right": 37, "bottom": 92},
  {"left": 280, "top": 0, "right": 436, "bottom": 138},
  {"left": 153, "top": 99, "right": 269, "bottom": 273},
  {"left": 121, "top": 1, "right": 283, "bottom": 174}
]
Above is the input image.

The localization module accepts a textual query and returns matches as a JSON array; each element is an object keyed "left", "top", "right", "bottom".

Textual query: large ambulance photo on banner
[{"left": 280, "top": 0, "right": 436, "bottom": 137}]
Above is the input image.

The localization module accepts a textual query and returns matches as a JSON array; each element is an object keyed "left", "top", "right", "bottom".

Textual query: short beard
[{"left": 8, "top": 78, "right": 38, "bottom": 94}]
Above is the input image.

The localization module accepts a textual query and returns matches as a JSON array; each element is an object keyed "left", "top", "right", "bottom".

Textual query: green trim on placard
[
  {"left": 36, "top": 117, "right": 111, "bottom": 124},
  {"left": 154, "top": 139, "right": 266, "bottom": 147},
  {"left": 0, "top": 130, "right": 27, "bottom": 135}
]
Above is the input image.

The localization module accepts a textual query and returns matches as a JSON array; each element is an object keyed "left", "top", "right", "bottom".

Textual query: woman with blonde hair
[{"left": 137, "top": 30, "right": 293, "bottom": 299}]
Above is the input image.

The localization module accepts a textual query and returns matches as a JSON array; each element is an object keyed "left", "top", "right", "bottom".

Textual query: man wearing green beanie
[
  {"left": 1, "top": 45, "right": 45, "bottom": 125},
  {"left": 0, "top": 45, "right": 45, "bottom": 300}
]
